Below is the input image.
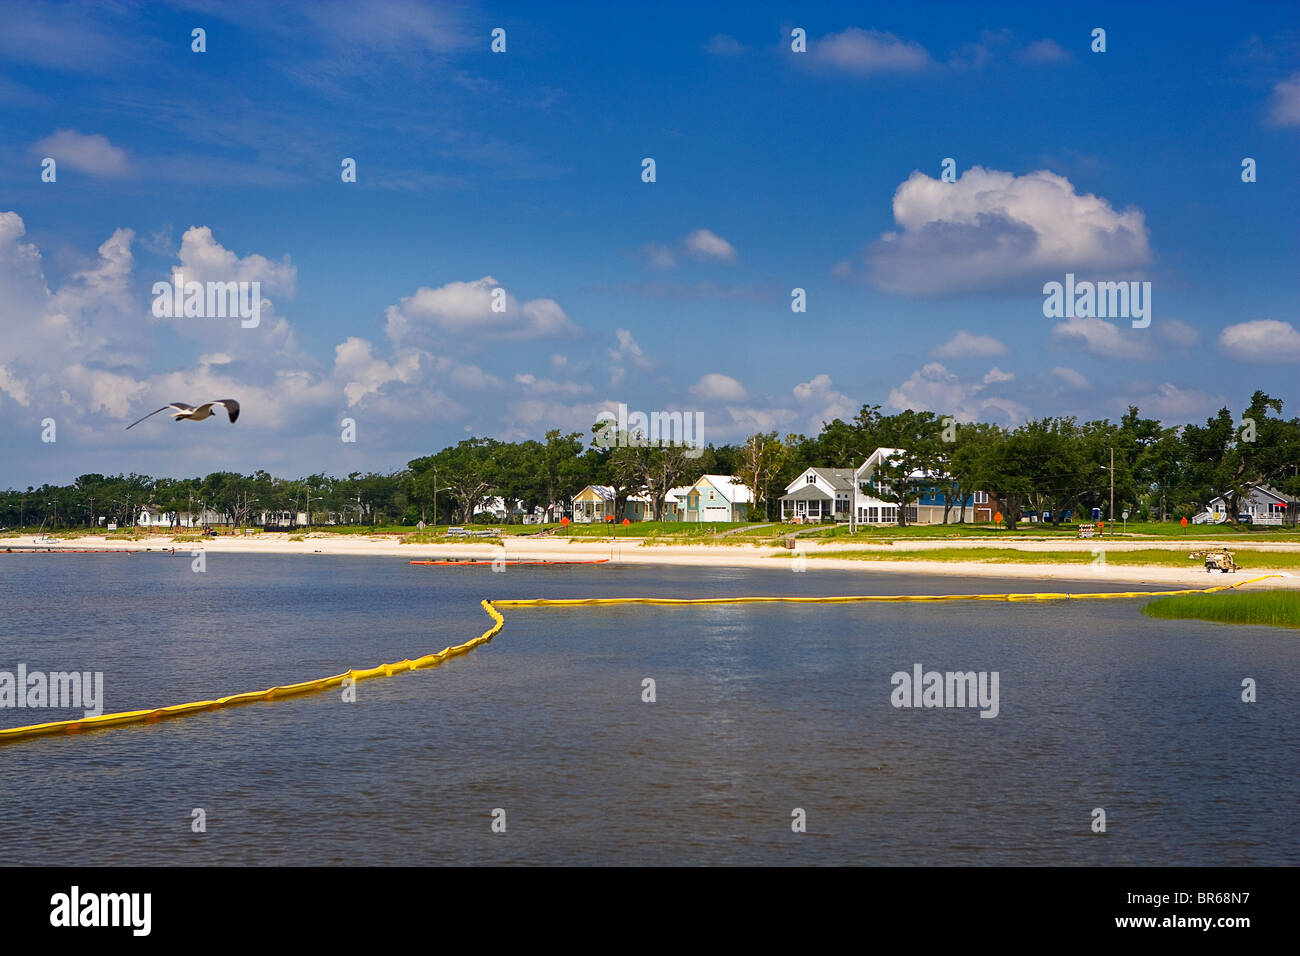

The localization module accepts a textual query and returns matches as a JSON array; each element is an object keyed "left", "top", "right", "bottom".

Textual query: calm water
[{"left": 0, "top": 554, "right": 1296, "bottom": 865}]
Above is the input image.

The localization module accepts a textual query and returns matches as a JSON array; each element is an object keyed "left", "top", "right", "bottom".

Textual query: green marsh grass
[
  {"left": 1142, "top": 591, "right": 1300, "bottom": 628},
  {"left": 790, "top": 547, "right": 1300, "bottom": 568}
]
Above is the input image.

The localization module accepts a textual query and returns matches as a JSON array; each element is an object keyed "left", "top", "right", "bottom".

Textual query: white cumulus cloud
[
  {"left": 1021, "top": 39, "right": 1071, "bottom": 63},
  {"left": 809, "top": 28, "right": 930, "bottom": 74},
  {"left": 384, "top": 276, "right": 578, "bottom": 344},
  {"left": 864, "top": 166, "right": 1151, "bottom": 295},
  {"left": 931, "top": 330, "right": 1008, "bottom": 358},
  {"left": 1218, "top": 319, "right": 1300, "bottom": 361},
  {"left": 334, "top": 336, "right": 422, "bottom": 406},
  {"left": 1126, "top": 383, "right": 1224, "bottom": 422},
  {"left": 1266, "top": 73, "right": 1300, "bottom": 127},
  {"left": 1053, "top": 316, "right": 1151, "bottom": 359},
  {"left": 691, "top": 372, "right": 748, "bottom": 402},
  {"left": 172, "top": 225, "right": 296, "bottom": 293},
  {"left": 793, "top": 373, "right": 857, "bottom": 430},
  {"left": 887, "top": 362, "right": 1026, "bottom": 424},
  {"left": 1051, "top": 366, "right": 1091, "bottom": 389},
  {"left": 683, "top": 228, "right": 738, "bottom": 263},
  {"left": 33, "top": 129, "right": 130, "bottom": 177}
]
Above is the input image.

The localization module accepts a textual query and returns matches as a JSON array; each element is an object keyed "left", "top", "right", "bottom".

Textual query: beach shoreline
[{"left": 5, "top": 532, "right": 1298, "bottom": 588}]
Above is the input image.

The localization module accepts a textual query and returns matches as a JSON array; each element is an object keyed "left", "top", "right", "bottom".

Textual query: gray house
[
  {"left": 779, "top": 467, "right": 855, "bottom": 521},
  {"left": 1195, "top": 483, "right": 1297, "bottom": 525}
]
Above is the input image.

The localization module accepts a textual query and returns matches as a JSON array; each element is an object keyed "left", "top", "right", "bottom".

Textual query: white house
[
  {"left": 782, "top": 447, "right": 984, "bottom": 525},
  {"left": 679, "top": 475, "right": 752, "bottom": 522},
  {"left": 140, "top": 506, "right": 233, "bottom": 528},
  {"left": 260, "top": 510, "right": 308, "bottom": 528},
  {"left": 136, "top": 506, "right": 176, "bottom": 528},
  {"left": 851, "top": 447, "right": 909, "bottom": 525},
  {"left": 474, "top": 496, "right": 542, "bottom": 522},
  {"left": 523, "top": 500, "right": 569, "bottom": 524},
  {"left": 779, "top": 467, "right": 855, "bottom": 521},
  {"left": 1195, "top": 484, "right": 1295, "bottom": 525},
  {"left": 852, "top": 447, "right": 968, "bottom": 524}
]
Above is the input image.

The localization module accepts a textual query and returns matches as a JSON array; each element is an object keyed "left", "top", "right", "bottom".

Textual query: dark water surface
[{"left": 0, "top": 554, "right": 1295, "bottom": 865}]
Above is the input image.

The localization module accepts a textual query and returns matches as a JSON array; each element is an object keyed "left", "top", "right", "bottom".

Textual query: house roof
[
  {"left": 1259, "top": 484, "right": 1299, "bottom": 503},
  {"left": 575, "top": 485, "right": 654, "bottom": 504},
  {"left": 856, "top": 447, "right": 933, "bottom": 480},
  {"left": 783, "top": 467, "right": 854, "bottom": 497},
  {"left": 1208, "top": 483, "right": 1298, "bottom": 507},
  {"left": 782, "top": 484, "right": 837, "bottom": 502},
  {"left": 811, "top": 468, "right": 855, "bottom": 491}
]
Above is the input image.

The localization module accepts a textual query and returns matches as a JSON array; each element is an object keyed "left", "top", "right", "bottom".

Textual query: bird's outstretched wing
[
  {"left": 213, "top": 399, "right": 240, "bottom": 423},
  {"left": 125, "top": 405, "right": 180, "bottom": 430}
]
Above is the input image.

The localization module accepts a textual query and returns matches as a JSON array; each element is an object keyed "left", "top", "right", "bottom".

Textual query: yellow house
[{"left": 572, "top": 485, "right": 652, "bottom": 522}]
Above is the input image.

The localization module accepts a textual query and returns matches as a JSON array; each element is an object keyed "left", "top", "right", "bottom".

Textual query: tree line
[{"left": 3, "top": 390, "right": 1297, "bottom": 530}]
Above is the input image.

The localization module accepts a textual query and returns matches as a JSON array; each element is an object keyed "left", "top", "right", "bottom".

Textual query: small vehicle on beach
[{"left": 1189, "top": 549, "right": 1239, "bottom": 573}]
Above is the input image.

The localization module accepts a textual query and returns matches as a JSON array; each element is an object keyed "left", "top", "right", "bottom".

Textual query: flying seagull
[{"left": 125, "top": 400, "right": 241, "bottom": 430}]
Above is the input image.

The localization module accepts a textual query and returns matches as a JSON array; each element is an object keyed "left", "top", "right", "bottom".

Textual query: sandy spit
[{"left": 7, "top": 533, "right": 1298, "bottom": 590}]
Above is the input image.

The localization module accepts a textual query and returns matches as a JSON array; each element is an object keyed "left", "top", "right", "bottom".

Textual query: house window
[
  {"left": 882, "top": 507, "right": 897, "bottom": 522},
  {"left": 974, "top": 491, "right": 989, "bottom": 504},
  {"left": 806, "top": 474, "right": 816, "bottom": 484}
]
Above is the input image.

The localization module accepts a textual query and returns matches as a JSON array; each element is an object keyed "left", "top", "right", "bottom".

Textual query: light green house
[{"left": 681, "top": 475, "right": 752, "bottom": 522}]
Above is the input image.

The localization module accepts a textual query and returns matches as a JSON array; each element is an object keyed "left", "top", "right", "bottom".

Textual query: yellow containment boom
[{"left": 0, "top": 575, "right": 1281, "bottom": 745}]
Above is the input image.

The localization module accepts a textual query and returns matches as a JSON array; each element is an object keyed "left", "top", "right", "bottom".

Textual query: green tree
[
  {"left": 1181, "top": 391, "right": 1293, "bottom": 524},
  {"left": 734, "top": 432, "right": 790, "bottom": 520}
]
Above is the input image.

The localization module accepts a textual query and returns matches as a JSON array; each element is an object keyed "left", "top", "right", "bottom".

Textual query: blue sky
[{"left": 1, "top": 0, "right": 1297, "bottom": 486}]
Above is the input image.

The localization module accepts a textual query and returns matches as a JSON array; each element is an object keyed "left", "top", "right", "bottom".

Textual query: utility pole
[{"left": 1109, "top": 447, "right": 1115, "bottom": 522}]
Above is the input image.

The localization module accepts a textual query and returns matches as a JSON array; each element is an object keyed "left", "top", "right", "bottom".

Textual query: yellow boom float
[{"left": 0, "top": 574, "right": 1282, "bottom": 745}]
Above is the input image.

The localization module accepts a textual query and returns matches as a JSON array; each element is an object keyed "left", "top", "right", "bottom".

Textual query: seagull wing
[
  {"left": 214, "top": 399, "right": 240, "bottom": 423},
  {"left": 125, "top": 406, "right": 180, "bottom": 430}
]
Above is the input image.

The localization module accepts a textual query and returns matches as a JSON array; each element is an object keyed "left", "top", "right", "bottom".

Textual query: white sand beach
[{"left": 7, "top": 532, "right": 1298, "bottom": 589}]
